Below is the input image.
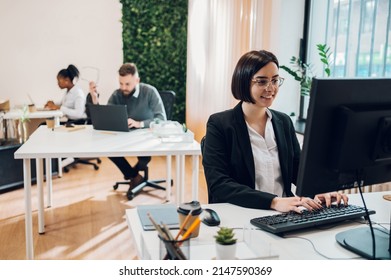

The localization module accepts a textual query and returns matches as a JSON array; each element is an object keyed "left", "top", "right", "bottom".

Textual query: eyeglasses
[{"left": 251, "top": 77, "right": 285, "bottom": 88}]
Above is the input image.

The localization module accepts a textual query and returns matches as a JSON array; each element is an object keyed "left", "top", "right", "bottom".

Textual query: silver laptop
[{"left": 88, "top": 104, "right": 133, "bottom": 132}]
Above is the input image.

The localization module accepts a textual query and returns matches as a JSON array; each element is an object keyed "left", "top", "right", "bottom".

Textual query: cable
[
  {"left": 247, "top": 227, "right": 361, "bottom": 259},
  {"left": 356, "top": 174, "right": 377, "bottom": 260},
  {"left": 285, "top": 235, "right": 361, "bottom": 260}
]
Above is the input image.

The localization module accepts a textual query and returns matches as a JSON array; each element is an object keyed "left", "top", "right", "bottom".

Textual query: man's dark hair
[{"left": 119, "top": 63, "right": 139, "bottom": 77}]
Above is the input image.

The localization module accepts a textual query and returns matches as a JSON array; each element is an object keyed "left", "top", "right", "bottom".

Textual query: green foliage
[
  {"left": 20, "top": 105, "right": 30, "bottom": 123},
  {"left": 120, "top": 0, "right": 188, "bottom": 123},
  {"left": 280, "top": 43, "right": 333, "bottom": 96},
  {"left": 280, "top": 57, "right": 314, "bottom": 96},
  {"left": 214, "top": 227, "right": 237, "bottom": 245},
  {"left": 316, "top": 43, "right": 332, "bottom": 77}
]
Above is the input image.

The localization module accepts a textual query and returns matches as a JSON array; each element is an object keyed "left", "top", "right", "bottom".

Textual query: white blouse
[
  {"left": 60, "top": 85, "right": 87, "bottom": 120},
  {"left": 246, "top": 109, "right": 284, "bottom": 197}
]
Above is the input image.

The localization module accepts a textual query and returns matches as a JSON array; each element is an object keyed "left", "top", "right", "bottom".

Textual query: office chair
[
  {"left": 113, "top": 90, "right": 176, "bottom": 200},
  {"left": 63, "top": 94, "right": 102, "bottom": 172}
]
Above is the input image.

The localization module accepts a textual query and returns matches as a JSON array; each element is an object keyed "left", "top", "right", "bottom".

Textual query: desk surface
[
  {"left": 3, "top": 109, "right": 63, "bottom": 119},
  {"left": 126, "top": 191, "right": 391, "bottom": 260},
  {"left": 15, "top": 125, "right": 201, "bottom": 159}
]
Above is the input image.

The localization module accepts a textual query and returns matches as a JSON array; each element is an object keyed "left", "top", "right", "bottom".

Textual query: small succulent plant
[{"left": 214, "top": 227, "right": 237, "bottom": 245}]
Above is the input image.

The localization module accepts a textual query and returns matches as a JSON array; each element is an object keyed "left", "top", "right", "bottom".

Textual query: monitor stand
[{"left": 336, "top": 227, "right": 391, "bottom": 259}]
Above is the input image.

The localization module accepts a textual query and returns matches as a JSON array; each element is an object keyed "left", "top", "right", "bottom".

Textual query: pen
[
  {"left": 161, "top": 223, "right": 175, "bottom": 241},
  {"left": 99, "top": 131, "right": 117, "bottom": 135},
  {"left": 147, "top": 213, "right": 168, "bottom": 240}
]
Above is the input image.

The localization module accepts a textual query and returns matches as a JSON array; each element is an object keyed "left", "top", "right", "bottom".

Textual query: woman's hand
[
  {"left": 314, "top": 191, "right": 349, "bottom": 207},
  {"left": 270, "top": 196, "right": 323, "bottom": 213},
  {"left": 44, "top": 101, "right": 59, "bottom": 110}
]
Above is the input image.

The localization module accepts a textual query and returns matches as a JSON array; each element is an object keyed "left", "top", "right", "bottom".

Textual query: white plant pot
[{"left": 215, "top": 242, "right": 237, "bottom": 260}]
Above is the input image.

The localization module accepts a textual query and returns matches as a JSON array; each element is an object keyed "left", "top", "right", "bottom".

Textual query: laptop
[{"left": 88, "top": 104, "right": 132, "bottom": 132}]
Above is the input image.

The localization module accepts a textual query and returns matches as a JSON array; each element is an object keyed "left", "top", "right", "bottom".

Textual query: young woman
[
  {"left": 202, "top": 50, "right": 348, "bottom": 213},
  {"left": 45, "top": 64, "right": 86, "bottom": 120}
]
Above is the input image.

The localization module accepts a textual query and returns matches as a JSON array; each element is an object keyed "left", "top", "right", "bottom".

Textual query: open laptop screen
[{"left": 88, "top": 104, "right": 131, "bottom": 132}]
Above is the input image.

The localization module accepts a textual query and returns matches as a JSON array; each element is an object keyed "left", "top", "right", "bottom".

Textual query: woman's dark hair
[
  {"left": 57, "top": 64, "right": 80, "bottom": 82},
  {"left": 231, "top": 50, "right": 279, "bottom": 103}
]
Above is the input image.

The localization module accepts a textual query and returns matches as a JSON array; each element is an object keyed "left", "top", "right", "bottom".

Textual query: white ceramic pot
[{"left": 215, "top": 242, "right": 237, "bottom": 260}]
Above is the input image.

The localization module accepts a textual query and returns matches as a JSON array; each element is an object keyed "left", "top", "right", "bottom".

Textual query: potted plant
[
  {"left": 214, "top": 227, "right": 237, "bottom": 260},
  {"left": 280, "top": 44, "right": 332, "bottom": 118},
  {"left": 18, "top": 105, "right": 30, "bottom": 143}
]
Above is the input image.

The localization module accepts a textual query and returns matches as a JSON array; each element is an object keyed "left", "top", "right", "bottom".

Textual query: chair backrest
[{"left": 159, "top": 90, "right": 176, "bottom": 120}]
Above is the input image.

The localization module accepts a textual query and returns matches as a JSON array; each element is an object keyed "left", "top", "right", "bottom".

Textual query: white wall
[
  {"left": 267, "top": 0, "right": 305, "bottom": 116},
  {"left": 0, "top": 0, "right": 123, "bottom": 108}
]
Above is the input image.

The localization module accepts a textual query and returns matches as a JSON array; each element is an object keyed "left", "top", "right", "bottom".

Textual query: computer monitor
[{"left": 296, "top": 77, "right": 391, "bottom": 259}]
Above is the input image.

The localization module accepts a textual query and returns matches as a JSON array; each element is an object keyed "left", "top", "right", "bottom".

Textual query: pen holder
[{"left": 159, "top": 235, "right": 190, "bottom": 260}]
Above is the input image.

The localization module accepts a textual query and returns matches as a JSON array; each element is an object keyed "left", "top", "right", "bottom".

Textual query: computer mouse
[{"left": 201, "top": 208, "right": 221, "bottom": 226}]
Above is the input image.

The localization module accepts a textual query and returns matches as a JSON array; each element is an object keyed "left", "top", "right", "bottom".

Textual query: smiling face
[{"left": 249, "top": 62, "right": 280, "bottom": 108}]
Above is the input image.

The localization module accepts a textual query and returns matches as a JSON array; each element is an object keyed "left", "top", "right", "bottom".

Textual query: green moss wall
[{"left": 120, "top": 0, "right": 188, "bottom": 123}]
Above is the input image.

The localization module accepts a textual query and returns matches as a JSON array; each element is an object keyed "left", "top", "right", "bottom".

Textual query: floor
[{"left": 0, "top": 156, "right": 208, "bottom": 259}]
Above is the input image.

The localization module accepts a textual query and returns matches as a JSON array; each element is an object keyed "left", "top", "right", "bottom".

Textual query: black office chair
[
  {"left": 63, "top": 94, "right": 102, "bottom": 172},
  {"left": 113, "top": 90, "right": 176, "bottom": 200}
]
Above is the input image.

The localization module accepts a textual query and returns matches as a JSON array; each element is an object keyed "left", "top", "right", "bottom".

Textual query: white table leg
[
  {"left": 192, "top": 155, "right": 199, "bottom": 201},
  {"left": 23, "top": 159, "right": 34, "bottom": 259},
  {"left": 57, "top": 158, "right": 62, "bottom": 177},
  {"left": 179, "top": 155, "right": 185, "bottom": 203},
  {"left": 45, "top": 158, "right": 52, "bottom": 208},
  {"left": 165, "top": 155, "right": 172, "bottom": 202},
  {"left": 36, "top": 158, "right": 45, "bottom": 234},
  {"left": 175, "top": 155, "right": 180, "bottom": 205}
]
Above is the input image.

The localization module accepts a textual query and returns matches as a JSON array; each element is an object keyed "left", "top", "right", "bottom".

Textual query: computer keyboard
[{"left": 250, "top": 204, "right": 375, "bottom": 235}]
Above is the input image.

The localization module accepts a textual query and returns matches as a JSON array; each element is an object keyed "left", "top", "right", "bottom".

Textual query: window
[{"left": 307, "top": 0, "right": 391, "bottom": 78}]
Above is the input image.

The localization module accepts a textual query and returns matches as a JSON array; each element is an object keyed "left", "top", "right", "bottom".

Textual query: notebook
[
  {"left": 88, "top": 104, "right": 132, "bottom": 132},
  {"left": 137, "top": 203, "right": 180, "bottom": 231}
]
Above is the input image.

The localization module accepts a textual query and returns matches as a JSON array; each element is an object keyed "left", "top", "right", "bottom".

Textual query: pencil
[
  {"left": 175, "top": 210, "right": 193, "bottom": 240},
  {"left": 180, "top": 217, "right": 201, "bottom": 240},
  {"left": 147, "top": 212, "right": 168, "bottom": 239}
]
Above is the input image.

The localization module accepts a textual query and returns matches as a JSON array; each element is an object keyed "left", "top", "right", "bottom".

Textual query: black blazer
[{"left": 202, "top": 102, "right": 301, "bottom": 209}]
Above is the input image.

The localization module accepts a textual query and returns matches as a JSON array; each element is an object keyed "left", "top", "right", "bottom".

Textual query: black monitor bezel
[{"left": 296, "top": 77, "right": 391, "bottom": 197}]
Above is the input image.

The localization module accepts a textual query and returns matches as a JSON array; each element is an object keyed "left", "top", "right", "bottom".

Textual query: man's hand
[
  {"left": 89, "top": 81, "right": 99, "bottom": 104},
  {"left": 127, "top": 118, "right": 142, "bottom": 128}
]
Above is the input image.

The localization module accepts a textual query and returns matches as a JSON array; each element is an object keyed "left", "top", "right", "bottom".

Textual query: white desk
[
  {"left": 14, "top": 125, "right": 201, "bottom": 259},
  {"left": 3, "top": 109, "right": 63, "bottom": 122},
  {"left": 4, "top": 109, "right": 64, "bottom": 177},
  {"left": 126, "top": 191, "right": 391, "bottom": 260}
]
